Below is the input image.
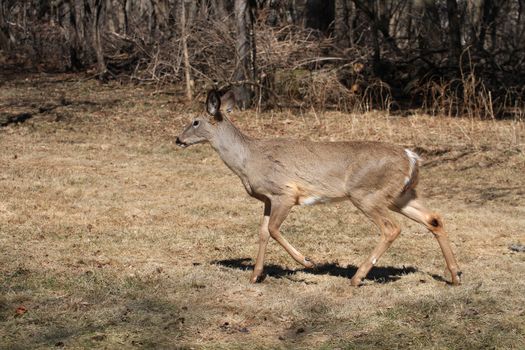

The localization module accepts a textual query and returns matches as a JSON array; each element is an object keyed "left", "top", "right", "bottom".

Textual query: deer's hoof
[
  {"left": 451, "top": 271, "right": 462, "bottom": 286},
  {"left": 303, "top": 257, "right": 316, "bottom": 269},
  {"left": 445, "top": 268, "right": 462, "bottom": 286},
  {"left": 250, "top": 273, "right": 266, "bottom": 284},
  {"left": 350, "top": 277, "right": 362, "bottom": 287}
]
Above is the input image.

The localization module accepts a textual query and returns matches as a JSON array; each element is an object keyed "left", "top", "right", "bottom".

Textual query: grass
[{"left": 1, "top": 73, "right": 524, "bottom": 349}]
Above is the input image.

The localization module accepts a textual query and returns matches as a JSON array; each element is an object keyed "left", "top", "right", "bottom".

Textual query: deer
[{"left": 176, "top": 90, "right": 462, "bottom": 286}]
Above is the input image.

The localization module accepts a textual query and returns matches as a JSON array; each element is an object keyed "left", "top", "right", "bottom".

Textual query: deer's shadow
[{"left": 213, "top": 258, "right": 418, "bottom": 284}]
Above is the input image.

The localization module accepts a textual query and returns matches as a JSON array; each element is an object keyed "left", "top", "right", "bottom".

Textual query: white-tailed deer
[{"left": 176, "top": 90, "right": 462, "bottom": 286}]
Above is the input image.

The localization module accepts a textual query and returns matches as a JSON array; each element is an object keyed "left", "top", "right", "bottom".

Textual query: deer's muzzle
[{"left": 175, "top": 137, "right": 188, "bottom": 148}]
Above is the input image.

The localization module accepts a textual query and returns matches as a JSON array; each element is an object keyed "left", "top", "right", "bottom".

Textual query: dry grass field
[{"left": 1, "top": 73, "right": 524, "bottom": 349}]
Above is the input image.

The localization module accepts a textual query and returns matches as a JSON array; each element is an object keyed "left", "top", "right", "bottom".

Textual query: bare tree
[
  {"left": 181, "top": 0, "right": 193, "bottom": 101},
  {"left": 305, "top": 0, "right": 335, "bottom": 33},
  {"left": 1, "top": 0, "right": 524, "bottom": 117},
  {"left": 446, "top": 0, "right": 462, "bottom": 66},
  {"left": 90, "top": 0, "right": 107, "bottom": 77},
  {"left": 233, "top": 0, "right": 256, "bottom": 109},
  {"left": 65, "top": 0, "right": 83, "bottom": 71},
  {"left": 0, "top": 0, "right": 16, "bottom": 51}
]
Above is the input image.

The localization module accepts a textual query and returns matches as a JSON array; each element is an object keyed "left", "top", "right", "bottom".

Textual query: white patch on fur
[
  {"left": 302, "top": 196, "right": 340, "bottom": 206},
  {"left": 301, "top": 196, "right": 325, "bottom": 206},
  {"left": 404, "top": 149, "right": 420, "bottom": 186},
  {"left": 300, "top": 195, "right": 347, "bottom": 206}
]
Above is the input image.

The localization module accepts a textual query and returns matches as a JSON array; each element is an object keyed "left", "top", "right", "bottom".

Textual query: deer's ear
[
  {"left": 220, "top": 90, "right": 236, "bottom": 113},
  {"left": 206, "top": 90, "right": 222, "bottom": 121}
]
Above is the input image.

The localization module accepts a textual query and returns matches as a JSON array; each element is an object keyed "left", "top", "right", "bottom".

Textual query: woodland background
[{"left": 1, "top": 0, "right": 525, "bottom": 118}]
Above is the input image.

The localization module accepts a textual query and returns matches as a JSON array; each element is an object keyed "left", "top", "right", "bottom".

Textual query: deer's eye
[{"left": 192, "top": 120, "right": 200, "bottom": 127}]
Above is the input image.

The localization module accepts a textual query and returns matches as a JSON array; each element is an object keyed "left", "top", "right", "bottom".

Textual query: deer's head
[{"left": 176, "top": 90, "right": 235, "bottom": 148}]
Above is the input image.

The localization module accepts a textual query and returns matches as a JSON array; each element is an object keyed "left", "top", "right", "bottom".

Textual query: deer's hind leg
[
  {"left": 394, "top": 189, "right": 461, "bottom": 285},
  {"left": 350, "top": 193, "right": 402, "bottom": 286}
]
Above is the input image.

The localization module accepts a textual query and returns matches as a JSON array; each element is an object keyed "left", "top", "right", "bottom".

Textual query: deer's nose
[{"left": 176, "top": 137, "right": 187, "bottom": 148}]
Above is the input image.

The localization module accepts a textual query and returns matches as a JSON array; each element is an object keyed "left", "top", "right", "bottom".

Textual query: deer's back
[{"left": 245, "top": 139, "right": 413, "bottom": 205}]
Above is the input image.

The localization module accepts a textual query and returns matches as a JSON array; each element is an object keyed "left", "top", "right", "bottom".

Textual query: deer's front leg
[
  {"left": 268, "top": 197, "right": 316, "bottom": 269},
  {"left": 250, "top": 213, "right": 270, "bottom": 283}
]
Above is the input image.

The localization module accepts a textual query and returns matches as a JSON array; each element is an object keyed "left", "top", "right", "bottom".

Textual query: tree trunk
[
  {"left": 67, "top": 0, "right": 83, "bottom": 71},
  {"left": 181, "top": 0, "right": 193, "bottom": 101},
  {"left": 446, "top": 0, "right": 462, "bottom": 66},
  {"left": 154, "top": 0, "right": 169, "bottom": 34},
  {"left": 91, "top": 0, "right": 107, "bottom": 77},
  {"left": 0, "top": 7, "right": 8, "bottom": 51},
  {"left": 121, "top": 0, "right": 129, "bottom": 34},
  {"left": 415, "top": 0, "right": 442, "bottom": 53},
  {"left": 106, "top": 0, "right": 116, "bottom": 32},
  {"left": 477, "top": 0, "right": 499, "bottom": 51},
  {"left": 335, "top": 0, "right": 351, "bottom": 47},
  {"left": 233, "top": 0, "right": 255, "bottom": 109},
  {"left": 305, "top": 0, "right": 335, "bottom": 33}
]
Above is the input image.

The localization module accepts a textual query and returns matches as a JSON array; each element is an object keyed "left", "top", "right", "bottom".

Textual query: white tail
[{"left": 176, "top": 90, "right": 461, "bottom": 286}]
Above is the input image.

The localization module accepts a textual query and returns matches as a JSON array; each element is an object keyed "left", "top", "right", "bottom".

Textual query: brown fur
[{"left": 176, "top": 90, "right": 462, "bottom": 286}]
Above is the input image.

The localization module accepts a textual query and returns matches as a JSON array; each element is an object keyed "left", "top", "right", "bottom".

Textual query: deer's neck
[{"left": 210, "top": 119, "right": 252, "bottom": 176}]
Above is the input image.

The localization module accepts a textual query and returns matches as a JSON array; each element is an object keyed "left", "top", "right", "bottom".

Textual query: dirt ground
[{"left": 1, "top": 73, "right": 524, "bottom": 349}]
